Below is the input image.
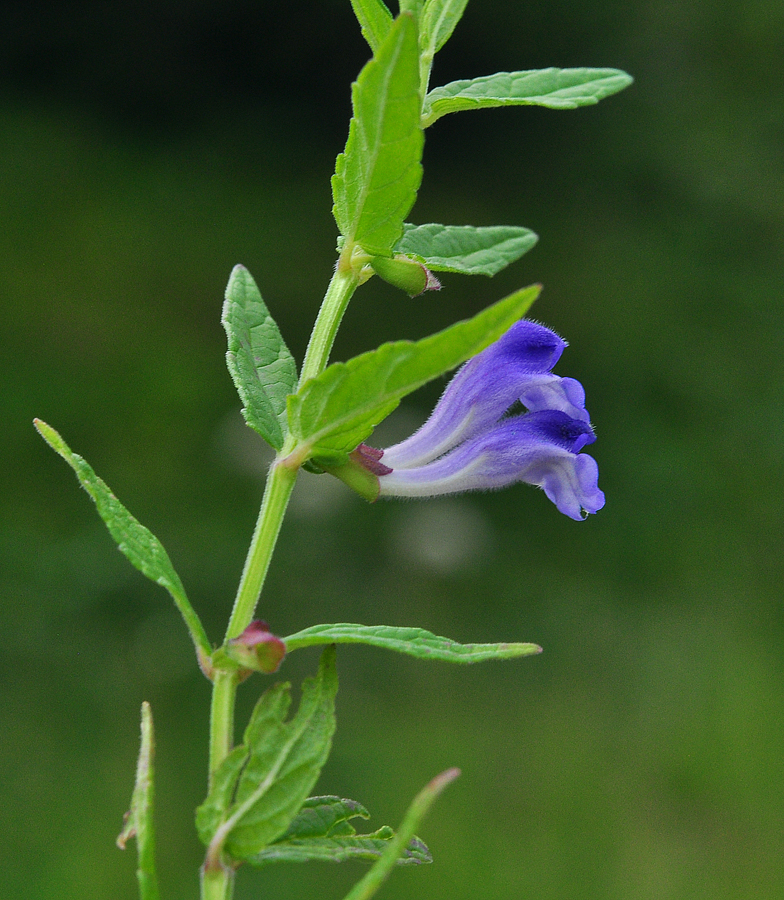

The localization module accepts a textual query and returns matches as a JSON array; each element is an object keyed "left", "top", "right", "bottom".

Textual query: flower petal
[
  {"left": 382, "top": 320, "right": 569, "bottom": 468},
  {"left": 378, "top": 410, "right": 604, "bottom": 520},
  {"left": 519, "top": 374, "right": 590, "bottom": 423}
]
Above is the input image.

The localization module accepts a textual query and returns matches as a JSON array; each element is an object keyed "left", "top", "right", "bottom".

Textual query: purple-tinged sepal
[
  {"left": 226, "top": 620, "right": 286, "bottom": 674},
  {"left": 319, "top": 444, "right": 389, "bottom": 502}
]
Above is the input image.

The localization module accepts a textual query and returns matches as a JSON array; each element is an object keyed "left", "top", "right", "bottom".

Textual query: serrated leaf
[
  {"left": 196, "top": 745, "right": 250, "bottom": 846},
  {"left": 34, "top": 420, "right": 211, "bottom": 661},
  {"left": 279, "top": 796, "right": 372, "bottom": 838},
  {"left": 332, "top": 14, "right": 424, "bottom": 256},
  {"left": 116, "top": 703, "right": 160, "bottom": 900},
  {"left": 284, "top": 624, "right": 541, "bottom": 662},
  {"left": 249, "top": 830, "right": 430, "bottom": 867},
  {"left": 395, "top": 223, "right": 538, "bottom": 276},
  {"left": 421, "top": 0, "right": 470, "bottom": 56},
  {"left": 422, "top": 67, "right": 634, "bottom": 127},
  {"left": 350, "top": 0, "right": 393, "bottom": 53},
  {"left": 248, "top": 796, "right": 431, "bottom": 867},
  {"left": 222, "top": 265, "right": 297, "bottom": 450},
  {"left": 222, "top": 647, "right": 338, "bottom": 860},
  {"left": 286, "top": 284, "right": 540, "bottom": 461}
]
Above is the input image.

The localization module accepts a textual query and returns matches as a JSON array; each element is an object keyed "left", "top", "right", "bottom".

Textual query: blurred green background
[{"left": 2, "top": 1, "right": 783, "bottom": 898}]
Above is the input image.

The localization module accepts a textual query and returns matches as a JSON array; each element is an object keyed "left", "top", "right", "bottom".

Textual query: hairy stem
[
  {"left": 202, "top": 258, "right": 360, "bottom": 900},
  {"left": 203, "top": 464, "right": 296, "bottom": 900},
  {"left": 200, "top": 865, "right": 234, "bottom": 900},
  {"left": 224, "top": 462, "right": 299, "bottom": 643},
  {"left": 209, "top": 670, "right": 238, "bottom": 778},
  {"left": 298, "top": 261, "right": 360, "bottom": 388}
]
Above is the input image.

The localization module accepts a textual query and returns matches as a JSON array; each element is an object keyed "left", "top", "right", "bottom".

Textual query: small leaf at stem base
[{"left": 117, "top": 702, "right": 161, "bottom": 900}]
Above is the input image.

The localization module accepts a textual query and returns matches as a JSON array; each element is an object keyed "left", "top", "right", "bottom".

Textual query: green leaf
[
  {"left": 222, "top": 265, "right": 298, "bottom": 450},
  {"left": 117, "top": 703, "right": 161, "bottom": 900},
  {"left": 34, "top": 420, "right": 212, "bottom": 663},
  {"left": 277, "top": 796, "right": 372, "bottom": 839},
  {"left": 196, "top": 745, "right": 250, "bottom": 846},
  {"left": 343, "top": 769, "right": 460, "bottom": 900},
  {"left": 332, "top": 14, "right": 424, "bottom": 256},
  {"left": 350, "top": 0, "right": 393, "bottom": 53},
  {"left": 395, "top": 223, "right": 538, "bottom": 276},
  {"left": 218, "top": 647, "right": 339, "bottom": 861},
  {"left": 284, "top": 624, "right": 541, "bottom": 663},
  {"left": 286, "top": 284, "right": 540, "bottom": 462},
  {"left": 422, "top": 67, "right": 634, "bottom": 127},
  {"left": 421, "top": 0, "right": 470, "bottom": 56},
  {"left": 248, "top": 796, "right": 431, "bottom": 867}
]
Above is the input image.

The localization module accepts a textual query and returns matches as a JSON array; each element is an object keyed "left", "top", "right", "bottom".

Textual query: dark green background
[{"left": 3, "top": 1, "right": 783, "bottom": 898}]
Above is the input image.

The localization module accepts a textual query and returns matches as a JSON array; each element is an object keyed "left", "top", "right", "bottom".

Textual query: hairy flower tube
[{"left": 349, "top": 321, "right": 605, "bottom": 520}]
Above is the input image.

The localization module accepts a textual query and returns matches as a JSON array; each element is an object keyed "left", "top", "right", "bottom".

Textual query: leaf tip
[
  {"left": 226, "top": 263, "right": 250, "bottom": 296},
  {"left": 430, "top": 767, "right": 461, "bottom": 793},
  {"left": 116, "top": 815, "right": 134, "bottom": 850},
  {"left": 33, "top": 418, "right": 59, "bottom": 448}
]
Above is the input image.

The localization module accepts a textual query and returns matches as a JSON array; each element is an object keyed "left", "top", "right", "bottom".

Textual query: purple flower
[{"left": 366, "top": 320, "right": 605, "bottom": 520}]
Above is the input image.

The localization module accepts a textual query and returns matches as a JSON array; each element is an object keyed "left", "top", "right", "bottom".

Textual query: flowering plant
[{"left": 35, "top": 3, "right": 630, "bottom": 899}]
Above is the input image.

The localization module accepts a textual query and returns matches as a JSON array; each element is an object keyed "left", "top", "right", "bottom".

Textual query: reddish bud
[{"left": 227, "top": 620, "right": 286, "bottom": 674}]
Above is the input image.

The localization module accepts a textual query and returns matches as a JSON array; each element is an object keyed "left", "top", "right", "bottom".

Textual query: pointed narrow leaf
[
  {"left": 350, "top": 0, "right": 393, "bottom": 53},
  {"left": 284, "top": 624, "right": 541, "bottom": 662},
  {"left": 422, "top": 68, "right": 634, "bottom": 127},
  {"left": 222, "top": 647, "right": 339, "bottom": 860},
  {"left": 332, "top": 14, "right": 424, "bottom": 256},
  {"left": 343, "top": 769, "right": 460, "bottom": 900},
  {"left": 286, "top": 284, "right": 540, "bottom": 462},
  {"left": 222, "top": 265, "right": 298, "bottom": 450},
  {"left": 395, "top": 223, "right": 538, "bottom": 276},
  {"left": 421, "top": 0, "right": 470, "bottom": 56},
  {"left": 34, "top": 420, "right": 211, "bottom": 662},
  {"left": 196, "top": 745, "right": 250, "bottom": 845},
  {"left": 248, "top": 796, "right": 431, "bottom": 867},
  {"left": 116, "top": 703, "right": 160, "bottom": 900}
]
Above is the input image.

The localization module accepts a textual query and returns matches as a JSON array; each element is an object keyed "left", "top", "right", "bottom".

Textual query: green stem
[
  {"left": 203, "top": 464, "right": 297, "bottom": 900},
  {"left": 224, "top": 462, "right": 299, "bottom": 643},
  {"left": 202, "top": 258, "right": 359, "bottom": 900},
  {"left": 200, "top": 865, "right": 234, "bottom": 900},
  {"left": 298, "top": 262, "right": 360, "bottom": 387},
  {"left": 209, "top": 670, "right": 238, "bottom": 777}
]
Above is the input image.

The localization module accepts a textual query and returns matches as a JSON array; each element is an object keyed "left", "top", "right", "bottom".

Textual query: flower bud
[
  {"left": 370, "top": 255, "right": 441, "bottom": 297},
  {"left": 226, "top": 620, "right": 286, "bottom": 674}
]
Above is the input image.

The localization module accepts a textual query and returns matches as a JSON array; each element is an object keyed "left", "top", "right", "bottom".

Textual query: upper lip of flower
[{"left": 379, "top": 320, "right": 589, "bottom": 469}]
